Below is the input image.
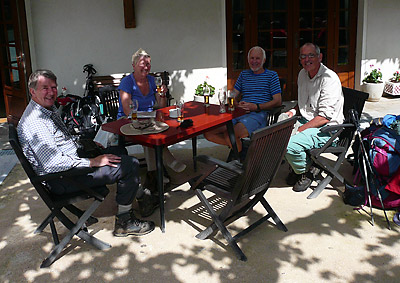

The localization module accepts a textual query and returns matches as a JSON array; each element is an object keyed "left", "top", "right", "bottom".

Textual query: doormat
[{"left": 0, "top": 149, "right": 18, "bottom": 185}]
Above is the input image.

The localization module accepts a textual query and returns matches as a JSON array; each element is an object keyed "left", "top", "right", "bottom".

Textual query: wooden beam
[{"left": 123, "top": 0, "right": 136, "bottom": 28}]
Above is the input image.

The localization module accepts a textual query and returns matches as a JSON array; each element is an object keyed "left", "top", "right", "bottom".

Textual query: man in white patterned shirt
[{"left": 17, "top": 69, "right": 155, "bottom": 237}]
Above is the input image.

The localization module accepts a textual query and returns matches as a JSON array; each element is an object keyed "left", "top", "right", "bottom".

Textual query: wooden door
[
  {"left": 0, "top": 0, "right": 31, "bottom": 125},
  {"left": 226, "top": 0, "right": 358, "bottom": 101}
]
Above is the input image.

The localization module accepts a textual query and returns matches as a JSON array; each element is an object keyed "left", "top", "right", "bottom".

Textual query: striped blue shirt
[
  {"left": 234, "top": 69, "right": 281, "bottom": 104},
  {"left": 17, "top": 100, "right": 90, "bottom": 176}
]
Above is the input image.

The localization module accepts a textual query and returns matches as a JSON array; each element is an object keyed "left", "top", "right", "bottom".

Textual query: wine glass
[
  {"left": 155, "top": 76, "right": 163, "bottom": 95},
  {"left": 218, "top": 89, "right": 226, "bottom": 113},
  {"left": 129, "top": 99, "right": 139, "bottom": 120},
  {"left": 203, "top": 85, "right": 210, "bottom": 107}
]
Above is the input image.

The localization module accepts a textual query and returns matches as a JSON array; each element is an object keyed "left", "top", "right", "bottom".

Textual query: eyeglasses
[{"left": 299, "top": 53, "right": 317, "bottom": 60}]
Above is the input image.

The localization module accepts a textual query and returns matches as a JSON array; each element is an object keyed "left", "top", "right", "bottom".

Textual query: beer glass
[
  {"left": 203, "top": 85, "right": 210, "bottom": 107},
  {"left": 227, "top": 90, "right": 235, "bottom": 111},
  {"left": 155, "top": 76, "right": 163, "bottom": 95},
  {"left": 129, "top": 99, "right": 139, "bottom": 120},
  {"left": 218, "top": 89, "right": 226, "bottom": 113}
]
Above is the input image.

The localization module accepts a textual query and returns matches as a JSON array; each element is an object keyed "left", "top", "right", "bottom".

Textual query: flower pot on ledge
[
  {"left": 361, "top": 82, "right": 384, "bottom": 102},
  {"left": 384, "top": 81, "right": 400, "bottom": 96}
]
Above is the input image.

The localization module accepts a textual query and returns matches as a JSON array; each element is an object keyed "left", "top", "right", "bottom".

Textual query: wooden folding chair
[
  {"left": 9, "top": 123, "right": 111, "bottom": 268},
  {"left": 306, "top": 87, "right": 369, "bottom": 199},
  {"left": 190, "top": 117, "right": 297, "bottom": 261}
]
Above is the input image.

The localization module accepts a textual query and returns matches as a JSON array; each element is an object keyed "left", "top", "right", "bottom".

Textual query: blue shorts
[{"left": 233, "top": 111, "right": 269, "bottom": 135}]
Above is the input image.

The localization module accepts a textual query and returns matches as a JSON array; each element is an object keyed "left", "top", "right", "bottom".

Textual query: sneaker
[
  {"left": 138, "top": 193, "right": 160, "bottom": 217},
  {"left": 113, "top": 210, "right": 155, "bottom": 237},
  {"left": 292, "top": 173, "right": 313, "bottom": 192},
  {"left": 286, "top": 168, "right": 301, "bottom": 186}
]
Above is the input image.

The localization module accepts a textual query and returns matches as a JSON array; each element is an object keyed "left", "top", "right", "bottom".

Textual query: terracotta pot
[{"left": 362, "top": 82, "right": 384, "bottom": 102}]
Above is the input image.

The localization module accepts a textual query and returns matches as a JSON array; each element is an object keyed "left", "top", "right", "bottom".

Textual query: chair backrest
[
  {"left": 342, "top": 87, "right": 369, "bottom": 121},
  {"left": 8, "top": 123, "right": 55, "bottom": 204},
  {"left": 233, "top": 117, "right": 297, "bottom": 201},
  {"left": 98, "top": 85, "right": 120, "bottom": 120},
  {"left": 337, "top": 87, "right": 369, "bottom": 147}
]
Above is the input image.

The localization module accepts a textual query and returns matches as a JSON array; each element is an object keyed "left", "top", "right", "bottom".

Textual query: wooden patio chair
[
  {"left": 306, "top": 87, "right": 369, "bottom": 199},
  {"left": 98, "top": 85, "right": 120, "bottom": 121},
  {"left": 190, "top": 116, "right": 297, "bottom": 261},
  {"left": 8, "top": 123, "right": 111, "bottom": 268}
]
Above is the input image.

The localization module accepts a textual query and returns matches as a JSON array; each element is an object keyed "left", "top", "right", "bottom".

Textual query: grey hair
[
  {"left": 248, "top": 46, "right": 266, "bottom": 61},
  {"left": 28, "top": 69, "right": 57, "bottom": 90},
  {"left": 132, "top": 48, "right": 151, "bottom": 65},
  {"left": 300, "top": 43, "right": 321, "bottom": 56}
]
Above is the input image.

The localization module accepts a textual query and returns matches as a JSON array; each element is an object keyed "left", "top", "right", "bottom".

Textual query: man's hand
[
  {"left": 89, "top": 154, "right": 121, "bottom": 168},
  {"left": 238, "top": 101, "right": 257, "bottom": 112}
]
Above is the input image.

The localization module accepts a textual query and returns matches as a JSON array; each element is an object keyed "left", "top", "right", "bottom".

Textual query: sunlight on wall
[{"left": 170, "top": 67, "right": 227, "bottom": 103}]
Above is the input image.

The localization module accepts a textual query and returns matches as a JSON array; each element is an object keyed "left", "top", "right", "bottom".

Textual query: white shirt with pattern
[{"left": 17, "top": 100, "right": 90, "bottom": 176}]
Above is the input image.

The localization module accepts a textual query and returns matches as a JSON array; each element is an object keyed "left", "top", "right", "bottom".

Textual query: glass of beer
[
  {"left": 155, "top": 76, "right": 163, "bottom": 95},
  {"left": 203, "top": 85, "right": 210, "bottom": 107},
  {"left": 176, "top": 101, "right": 184, "bottom": 122},
  {"left": 129, "top": 99, "right": 138, "bottom": 120},
  {"left": 227, "top": 90, "right": 235, "bottom": 111}
]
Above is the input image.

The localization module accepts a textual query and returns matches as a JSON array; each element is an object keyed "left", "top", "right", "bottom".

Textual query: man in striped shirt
[
  {"left": 17, "top": 69, "right": 155, "bottom": 237},
  {"left": 204, "top": 46, "right": 282, "bottom": 152}
]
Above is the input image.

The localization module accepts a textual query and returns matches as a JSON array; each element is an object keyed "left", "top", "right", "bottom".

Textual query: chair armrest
[
  {"left": 195, "top": 155, "right": 244, "bottom": 175},
  {"left": 312, "top": 123, "right": 355, "bottom": 157},
  {"left": 318, "top": 123, "right": 355, "bottom": 134},
  {"left": 268, "top": 105, "right": 284, "bottom": 115},
  {"left": 33, "top": 167, "right": 95, "bottom": 183}
]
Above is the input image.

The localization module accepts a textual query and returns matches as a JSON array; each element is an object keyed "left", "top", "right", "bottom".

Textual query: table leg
[
  {"left": 192, "top": 136, "right": 197, "bottom": 171},
  {"left": 154, "top": 145, "right": 165, "bottom": 232},
  {"left": 226, "top": 121, "right": 239, "bottom": 160}
]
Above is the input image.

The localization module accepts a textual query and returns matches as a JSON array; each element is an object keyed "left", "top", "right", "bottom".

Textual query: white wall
[
  {"left": 26, "top": 0, "right": 226, "bottom": 103},
  {"left": 357, "top": 0, "right": 400, "bottom": 88}
]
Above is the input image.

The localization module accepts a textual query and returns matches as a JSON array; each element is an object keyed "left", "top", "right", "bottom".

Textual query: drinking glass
[
  {"left": 129, "top": 99, "right": 139, "bottom": 120},
  {"left": 203, "top": 85, "right": 210, "bottom": 107},
  {"left": 218, "top": 89, "right": 226, "bottom": 113},
  {"left": 155, "top": 76, "right": 163, "bottom": 95},
  {"left": 176, "top": 101, "right": 185, "bottom": 122},
  {"left": 227, "top": 90, "right": 235, "bottom": 111}
]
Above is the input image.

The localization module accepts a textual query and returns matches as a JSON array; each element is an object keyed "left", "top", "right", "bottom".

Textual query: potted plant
[
  {"left": 383, "top": 71, "right": 400, "bottom": 97},
  {"left": 194, "top": 77, "right": 215, "bottom": 102},
  {"left": 361, "top": 65, "right": 384, "bottom": 102}
]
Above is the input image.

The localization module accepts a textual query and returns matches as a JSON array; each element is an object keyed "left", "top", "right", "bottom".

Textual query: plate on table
[{"left": 120, "top": 120, "right": 169, "bottom": 135}]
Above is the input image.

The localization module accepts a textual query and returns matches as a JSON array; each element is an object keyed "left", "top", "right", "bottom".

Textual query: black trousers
[{"left": 49, "top": 146, "right": 140, "bottom": 206}]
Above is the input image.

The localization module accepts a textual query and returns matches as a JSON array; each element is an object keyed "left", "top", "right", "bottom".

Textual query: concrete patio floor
[{"left": 1, "top": 94, "right": 400, "bottom": 282}]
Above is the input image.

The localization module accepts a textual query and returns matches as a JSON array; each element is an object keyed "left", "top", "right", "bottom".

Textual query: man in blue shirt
[
  {"left": 18, "top": 69, "right": 155, "bottom": 237},
  {"left": 204, "top": 46, "right": 282, "bottom": 152}
]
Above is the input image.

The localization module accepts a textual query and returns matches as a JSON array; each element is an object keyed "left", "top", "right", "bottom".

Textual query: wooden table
[{"left": 102, "top": 101, "right": 246, "bottom": 232}]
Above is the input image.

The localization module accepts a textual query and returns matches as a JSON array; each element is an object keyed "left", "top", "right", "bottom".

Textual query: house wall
[
  {"left": 357, "top": 0, "right": 400, "bottom": 89},
  {"left": 25, "top": 0, "right": 226, "bottom": 103}
]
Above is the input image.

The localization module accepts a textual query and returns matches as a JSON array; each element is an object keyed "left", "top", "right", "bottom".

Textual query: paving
[{"left": 0, "top": 95, "right": 400, "bottom": 282}]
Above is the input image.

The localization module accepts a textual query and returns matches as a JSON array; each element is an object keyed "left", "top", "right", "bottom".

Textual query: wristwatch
[{"left": 256, "top": 103, "right": 261, "bottom": 112}]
